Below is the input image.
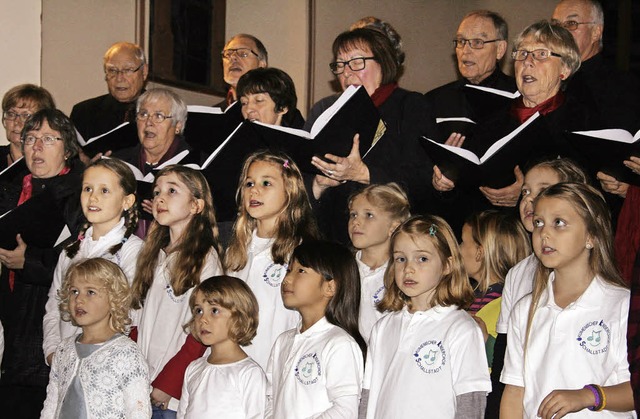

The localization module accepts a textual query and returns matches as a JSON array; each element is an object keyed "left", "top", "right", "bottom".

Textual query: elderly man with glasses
[
  {"left": 216, "top": 34, "right": 268, "bottom": 109},
  {"left": 424, "top": 10, "right": 516, "bottom": 144},
  {"left": 70, "top": 42, "right": 148, "bottom": 145}
]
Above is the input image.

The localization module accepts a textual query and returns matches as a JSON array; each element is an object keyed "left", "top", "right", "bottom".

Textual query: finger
[
  {"left": 514, "top": 165, "right": 524, "bottom": 182},
  {"left": 454, "top": 135, "right": 466, "bottom": 148},
  {"left": 311, "top": 157, "right": 336, "bottom": 171},
  {"left": 433, "top": 165, "right": 442, "bottom": 178},
  {"left": 596, "top": 171, "right": 616, "bottom": 182},
  {"left": 349, "top": 134, "right": 361, "bottom": 158},
  {"left": 444, "top": 132, "right": 462, "bottom": 146},
  {"left": 16, "top": 234, "right": 25, "bottom": 247},
  {"left": 104, "top": 150, "right": 113, "bottom": 157}
]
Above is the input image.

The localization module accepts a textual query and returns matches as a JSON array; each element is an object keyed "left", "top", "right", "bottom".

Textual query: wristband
[
  {"left": 596, "top": 385, "right": 607, "bottom": 412},
  {"left": 584, "top": 385, "right": 600, "bottom": 411}
]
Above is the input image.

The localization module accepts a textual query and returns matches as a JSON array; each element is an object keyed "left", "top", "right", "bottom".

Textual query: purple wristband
[{"left": 584, "top": 384, "right": 600, "bottom": 411}]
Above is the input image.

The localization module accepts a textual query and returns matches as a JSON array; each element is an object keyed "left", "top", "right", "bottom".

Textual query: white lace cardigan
[{"left": 41, "top": 334, "right": 152, "bottom": 419}]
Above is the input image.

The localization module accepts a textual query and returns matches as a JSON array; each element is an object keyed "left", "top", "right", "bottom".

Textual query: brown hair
[
  {"left": 378, "top": 215, "right": 474, "bottom": 312},
  {"left": 59, "top": 258, "right": 132, "bottom": 334},
  {"left": 225, "top": 151, "right": 319, "bottom": 271},
  {"left": 131, "top": 165, "right": 222, "bottom": 308},
  {"left": 332, "top": 28, "right": 400, "bottom": 84},
  {"left": 186, "top": 276, "right": 259, "bottom": 346},
  {"left": 66, "top": 158, "right": 139, "bottom": 258},
  {"left": 2, "top": 84, "right": 55, "bottom": 113}
]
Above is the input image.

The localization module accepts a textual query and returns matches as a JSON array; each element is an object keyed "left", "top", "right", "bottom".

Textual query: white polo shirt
[
  {"left": 496, "top": 253, "right": 538, "bottom": 334},
  {"left": 267, "top": 317, "right": 364, "bottom": 419},
  {"left": 364, "top": 305, "right": 491, "bottom": 419},
  {"left": 355, "top": 250, "right": 388, "bottom": 343},
  {"left": 230, "top": 231, "right": 300, "bottom": 370},
  {"left": 177, "top": 356, "right": 267, "bottom": 419},
  {"left": 501, "top": 274, "right": 635, "bottom": 418}
]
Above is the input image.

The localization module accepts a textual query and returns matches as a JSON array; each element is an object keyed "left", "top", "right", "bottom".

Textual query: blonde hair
[
  {"left": 349, "top": 182, "right": 411, "bottom": 223},
  {"left": 58, "top": 258, "right": 132, "bottom": 334},
  {"left": 131, "top": 165, "right": 222, "bottom": 309},
  {"left": 378, "top": 215, "right": 474, "bottom": 312},
  {"left": 524, "top": 183, "right": 627, "bottom": 348},
  {"left": 186, "top": 276, "right": 259, "bottom": 346},
  {"left": 225, "top": 151, "right": 319, "bottom": 271},
  {"left": 466, "top": 211, "right": 531, "bottom": 294}
]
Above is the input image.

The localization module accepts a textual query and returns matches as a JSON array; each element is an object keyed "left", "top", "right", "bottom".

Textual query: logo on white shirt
[
  {"left": 576, "top": 319, "right": 610, "bottom": 355},
  {"left": 262, "top": 263, "right": 287, "bottom": 287},
  {"left": 414, "top": 340, "right": 446, "bottom": 374},
  {"left": 372, "top": 286, "right": 385, "bottom": 305},
  {"left": 295, "top": 353, "right": 322, "bottom": 385}
]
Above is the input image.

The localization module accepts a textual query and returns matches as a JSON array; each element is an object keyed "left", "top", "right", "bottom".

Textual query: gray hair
[
  {"left": 103, "top": 42, "right": 146, "bottom": 67},
  {"left": 514, "top": 20, "right": 581, "bottom": 76},
  {"left": 462, "top": 10, "right": 509, "bottom": 41},
  {"left": 225, "top": 34, "right": 268, "bottom": 65},
  {"left": 136, "top": 88, "right": 188, "bottom": 134}
]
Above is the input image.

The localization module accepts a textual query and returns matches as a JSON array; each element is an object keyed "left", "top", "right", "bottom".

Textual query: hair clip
[
  {"left": 428, "top": 224, "right": 437, "bottom": 237},
  {"left": 77, "top": 234, "right": 85, "bottom": 241},
  {"left": 283, "top": 159, "right": 290, "bottom": 169}
]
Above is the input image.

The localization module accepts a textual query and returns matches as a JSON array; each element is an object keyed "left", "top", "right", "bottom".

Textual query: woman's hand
[
  {"left": 432, "top": 165, "right": 455, "bottom": 191},
  {"left": 312, "top": 175, "right": 341, "bottom": 199},
  {"left": 0, "top": 234, "right": 27, "bottom": 270},
  {"left": 311, "top": 134, "right": 370, "bottom": 184},
  {"left": 537, "top": 388, "right": 594, "bottom": 419},
  {"left": 445, "top": 132, "right": 465, "bottom": 147},
  {"left": 151, "top": 387, "right": 172, "bottom": 410},
  {"left": 89, "top": 150, "right": 112, "bottom": 164},
  {"left": 479, "top": 166, "right": 524, "bottom": 207},
  {"left": 597, "top": 171, "right": 629, "bottom": 198},
  {"left": 141, "top": 199, "right": 154, "bottom": 214}
]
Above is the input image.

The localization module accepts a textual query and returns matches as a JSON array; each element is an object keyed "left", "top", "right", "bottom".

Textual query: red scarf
[
  {"left": 510, "top": 91, "right": 565, "bottom": 124},
  {"left": 370, "top": 82, "right": 398, "bottom": 108},
  {"left": 9, "top": 166, "right": 70, "bottom": 291}
]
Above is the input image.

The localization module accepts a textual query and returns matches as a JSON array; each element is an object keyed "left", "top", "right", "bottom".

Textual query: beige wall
[
  {"left": 0, "top": 1, "right": 42, "bottom": 145},
  {"left": 1, "top": 0, "right": 559, "bottom": 142}
]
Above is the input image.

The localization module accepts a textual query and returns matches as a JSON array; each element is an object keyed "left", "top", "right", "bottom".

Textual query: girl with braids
[
  {"left": 267, "top": 240, "right": 365, "bottom": 418},
  {"left": 501, "top": 184, "right": 634, "bottom": 418},
  {"left": 43, "top": 157, "right": 142, "bottom": 366},
  {"left": 132, "top": 165, "right": 223, "bottom": 418},
  {"left": 225, "top": 150, "right": 319, "bottom": 370}
]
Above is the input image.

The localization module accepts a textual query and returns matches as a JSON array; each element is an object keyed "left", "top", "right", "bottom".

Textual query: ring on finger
[{"left": 327, "top": 170, "right": 334, "bottom": 176}]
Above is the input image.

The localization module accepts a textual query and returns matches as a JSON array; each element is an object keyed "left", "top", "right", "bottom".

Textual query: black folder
[
  {"left": 183, "top": 102, "right": 244, "bottom": 154},
  {"left": 78, "top": 122, "right": 139, "bottom": 157},
  {"left": 568, "top": 129, "right": 640, "bottom": 186},
  {"left": 422, "top": 112, "right": 544, "bottom": 189},
  {"left": 0, "top": 190, "right": 69, "bottom": 249}
]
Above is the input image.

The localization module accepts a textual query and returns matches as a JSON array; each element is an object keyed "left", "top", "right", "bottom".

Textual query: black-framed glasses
[
  {"left": 136, "top": 111, "right": 173, "bottom": 124},
  {"left": 22, "top": 135, "right": 63, "bottom": 146},
  {"left": 3, "top": 111, "right": 32, "bottom": 122},
  {"left": 105, "top": 62, "right": 144, "bottom": 79},
  {"left": 551, "top": 19, "right": 596, "bottom": 32},
  {"left": 221, "top": 48, "right": 259, "bottom": 59},
  {"left": 512, "top": 49, "right": 563, "bottom": 61},
  {"left": 329, "top": 57, "right": 376, "bottom": 75},
  {"left": 453, "top": 38, "right": 501, "bottom": 49}
]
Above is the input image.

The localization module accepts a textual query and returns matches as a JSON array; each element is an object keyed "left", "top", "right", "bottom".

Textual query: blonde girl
[
  {"left": 460, "top": 211, "right": 530, "bottom": 376},
  {"left": 41, "top": 258, "right": 150, "bottom": 419},
  {"left": 43, "top": 157, "right": 142, "bottom": 365},
  {"left": 132, "top": 165, "right": 223, "bottom": 416},
  {"left": 347, "top": 182, "right": 410, "bottom": 342},
  {"left": 501, "top": 183, "right": 634, "bottom": 418},
  {"left": 225, "top": 150, "right": 319, "bottom": 369},
  {"left": 363, "top": 215, "right": 490, "bottom": 419},
  {"left": 267, "top": 240, "right": 365, "bottom": 418},
  {"left": 177, "top": 276, "right": 267, "bottom": 419}
]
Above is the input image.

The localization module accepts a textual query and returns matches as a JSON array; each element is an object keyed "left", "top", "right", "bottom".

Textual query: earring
[
  {"left": 175, "top": 128, "right": 180, "bottom": 134},
  {"left": 586, "top": 242, "right": 593, "bottom": 250},
  {"left": 559, "top": 74, "right": 565, "bottom": 80}
]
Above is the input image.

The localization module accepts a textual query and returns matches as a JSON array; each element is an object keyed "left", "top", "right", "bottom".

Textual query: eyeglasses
[
  {"left": 221, "top": 48, "right": 259, "bottom": 59},
  {"left": 136, "top": 111, "right": 173, "bottom": 124},
  {"left": 551, "top": 19, "right": 596, "bottom": 31},
  {"left": 22, "top": 134, "right": 63, "bottom": 146},
  {"left": 453, "top": 38, "right": 501, "bottom": 49},
  {"left": 329, "top": 57, "right": 376, "bottom": 75},
  {"left": 3, "top": 111, "right": 32, "bottom": 122},
  {"left": 512, "top": 49, "right": 563, "bottom": 61},
  {"left": 105, "top": 63, "right": 144, "bottom": 79}
]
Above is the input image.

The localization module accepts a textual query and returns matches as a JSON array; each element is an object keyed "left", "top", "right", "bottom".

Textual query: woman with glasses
[
  {"left": 306, "top": 24, "right": 437, "bottom": 243},
  {"left": 0, "top": 108, "right": 84, "bottom": 418},
  {"left": 112, "top": 88, "right": 199, "bottom": 237},
  {"left": 1, "top": 84, "right": 56, "bottom": 171},
  {"left": 432, "top": 20, "right": 591, "bottom": 226}
]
